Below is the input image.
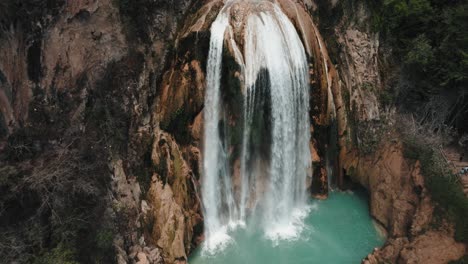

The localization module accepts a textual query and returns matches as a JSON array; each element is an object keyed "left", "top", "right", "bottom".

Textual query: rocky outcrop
[
  {"left": 112, "top": 159, "right": 165, "bottom": 264},
  {"left": 146, "top": 130, "right": 203, "bottom": 263},
  {"left": 139, "top": 5, "right": 221, "bottom": 262},
  {"left": 0, "top": 0, "right": 197, "bottom": 262},
  {"left": 336, "top": 28, "right": 381, "bottom": 121},
  {"left": 365, "top": 229, "right": 466, "bottom": 264},
  {"left": 398, "top": 231, "right": 465, "bottom": 264},
  {"left": 343, "top": 139, "right": 466, "bottom": 263},
  {"left": 1, "top": 0, "right": 465, "bottom": 263},
  {"left": 316, "top": 1, "right": 467, "bottom": 262},
  {"left": 0, "top": 0, "right": 126, "bottom": 136},
  {"left": 342, "top": 141, "right": 425, "bottom": 237}
]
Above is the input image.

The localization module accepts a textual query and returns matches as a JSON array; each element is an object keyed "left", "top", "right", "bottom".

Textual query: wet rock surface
[
  {"left": 1, "top": 0, "right": 466, "bottom": 263},
  {"left": 343, "top": 140, "right": 466, "bottom": 263}
]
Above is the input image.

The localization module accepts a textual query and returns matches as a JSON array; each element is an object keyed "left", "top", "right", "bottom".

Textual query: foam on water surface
[
  {"left": 202, "top": 0, "right": 311, "bottom": 252},
  {"left": 191, "top": 191, "right": 385, "bottom": 264}
]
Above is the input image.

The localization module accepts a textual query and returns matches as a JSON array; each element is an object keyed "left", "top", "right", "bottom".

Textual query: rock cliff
[
  {"left": 0, "top": 0, "right": 196, "bottom": 263},
  {"left": 314, "top": 1, "right": 467, "bottom": 262},
  {"left": 342, "top": 140, "right": 465, "bottom": 263},
  {"left": 0, "top": 0, "right": 466, "bottom": 263}
]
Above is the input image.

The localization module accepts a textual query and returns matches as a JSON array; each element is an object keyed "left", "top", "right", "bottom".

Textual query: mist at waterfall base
[
  {"left": 199, "top": 0, "right": 383, "bottom": 262},
  {"left": 190, "top": 190, "right": 385, "bottom": 264},
  {"left": 203, "top": 1, "right": 311, "bottom": 251}
]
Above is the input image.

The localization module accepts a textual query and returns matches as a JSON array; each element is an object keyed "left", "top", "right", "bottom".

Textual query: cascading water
[
  {"left": 202, "top": 11, "right": 235, "bottom": 252},
  {"left": 202, "top": 0, "right": 311, "bottom": 253}
]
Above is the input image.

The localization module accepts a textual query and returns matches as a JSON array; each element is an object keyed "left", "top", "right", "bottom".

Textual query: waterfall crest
[{"left": 202, "top": 0, "right": 311, "bottom": 253}]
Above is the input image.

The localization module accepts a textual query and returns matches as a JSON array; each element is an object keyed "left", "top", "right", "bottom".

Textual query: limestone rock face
[
  {"left": 112, "top": 159, "right": 141, "bottom": 211},
  {"left": 156, "top": 59, "right": 205, "bottom": 133},
  {"left": 0, "top": 0, "right": 126, "bottom": 136},
  {"left": 343, "top": 140, "right": 466, "bottom": 263},
  {"left": 311, "top": 2, "right": 466, "bottom": 261},
  {"left": 343, "top": 142, "right": 421, "bottom": 236},
  {"left": 147, "top": 179, "right": 187, "bottom": 262},
  {"left": 1, "top": 0, "right": 197, "bottom": 262},
  {"left": 336, "top": 28, "right": 381, "bottom": 121},
  {"left": 2, "top": 0, "right": 466, "bottom": 263},
  {"left": 399, "top": 231, "right": 465, "bottom": 264},
  {"left": 41, "top": 0, "right": 127, "bottom": 92},
  {"left": 147, "top": 130, "right": 203, "bottom": 264}
]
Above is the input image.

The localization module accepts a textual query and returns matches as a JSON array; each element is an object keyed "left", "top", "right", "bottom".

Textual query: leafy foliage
[
  {"left": 33, "top": 243, "right": 79, "bottom": 264},
  {"left": 0, "top": 52, "right": 146, "bottom": 263},
  {"left": 372, "top": 0, "right": 468, "bottom": 131},
  {"left": 402, "top": 135, "right": 468, "bottom": 242},
  {"left": 450, "top": 255, "right": 468, "bottom": 264}
]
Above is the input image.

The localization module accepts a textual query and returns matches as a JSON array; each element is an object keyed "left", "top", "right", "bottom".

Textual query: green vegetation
[
  {"left": 450, "top": 255, "right": 468, "bottom": 264},
  {"left": 371, "top": 1, "right": 468, "bottom": 245},
  {"left": 402, "top": 135, "right": 468, "bottom": 242},
  {"left": 0, "top": 52, "right": 147, "bottom": 263},
  {"left": 379, "top": 89, "right": 395, "bottom": 106},
  {"left": 95, "top": 228, "right": 115, "bottom": 252},
  {"left": 371, "top": 0, "right": 468, "bottom": 130},
  {"left": 356, "top": 120, "right": 386, "bottom": 154},
  {"left": 161, "top": 106, "right": 192, "bottom": 145},
  {"left": 34, "top": 243, "right": 79, "bottom": 264}
]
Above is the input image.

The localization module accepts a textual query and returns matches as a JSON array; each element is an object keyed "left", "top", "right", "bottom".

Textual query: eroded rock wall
[
  {"left": 0, "top": 0, "right": 196, "bottom": 263},
  {"left": 145, "top": 1, "right": 344, "bottom": 260},
  {"left": 342, "top": 140, "right": 465, "bottom": 263},
  {"left": 312, "top": 1, "right": 467, "bottom": 262},
  {"left": 1, "top": 0, "right": 465, "bottom": 263}
]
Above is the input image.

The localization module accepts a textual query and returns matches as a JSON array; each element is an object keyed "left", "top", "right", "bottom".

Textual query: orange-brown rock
[
  {"left": 148, "top": 130, "right": 202, "bottom": 263},
  {"left": 342, "top": 141, "right": 420, "bottom": 235},
  {"left": 0, "top": 31, "right": 31, "bottom": 130},
  {"left": 0, "top": 0, "right": 126, "bottom": 136},
  {"left": 343, "top": 139, "right": 466, "bottom": 263},
  {"left": 190, "top": 111, "right": 203, "bottom": 142},
  {"left": 399, "top": 231, "right": 465, "bottom": 264},
  {"left": 156, "top": 59, "right": 205, "bottom": 130},
  {"left": 147, "top": 177, "right": 188, "bottom": 263}
]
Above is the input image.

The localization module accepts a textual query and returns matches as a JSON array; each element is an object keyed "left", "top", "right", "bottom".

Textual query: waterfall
[
  {"left": 202, "top": 11, "right": 234, "bottom": 252},
  {"left": 202, "top": 0, "right": 311, "bottom": 253}
]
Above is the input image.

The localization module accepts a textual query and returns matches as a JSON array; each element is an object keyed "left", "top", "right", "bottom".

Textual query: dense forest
[{"left": 375, "top": 0, "right": 468, "bottom": 132}]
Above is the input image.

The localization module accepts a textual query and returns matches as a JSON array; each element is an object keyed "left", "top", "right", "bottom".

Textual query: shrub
[
  {"left": 404, "top": 34, "right": 434, "bottom": 69},
  {"left": 402, "top": 132, "right": 468, "bottom": 242},
  {"left": 450, "top": 255, "right": 468, "bottom": 264},
  {"left": 96, "top": 228, "right": 115, "bottom": 251},
  {"left": 34, "top": 243, "right": 79, "bottom": 264},
  {"left": 369, "top": 0, "right": 468, "bottom": 133}
]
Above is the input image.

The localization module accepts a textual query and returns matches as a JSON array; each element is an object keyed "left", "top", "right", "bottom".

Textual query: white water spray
[{"left": 202, "top": 0, "right": 311, "bottom": 253}]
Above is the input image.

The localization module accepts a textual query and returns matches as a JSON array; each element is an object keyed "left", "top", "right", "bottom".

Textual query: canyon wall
[
  {"left": 0, "top": 0, "right": 197, "bottom": 263},
  {"left": 0, "top": 0, "right": 466, "bottom": 263},
  {"left": 313, "top": 1, "right": 467, "bottom": 262}
]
